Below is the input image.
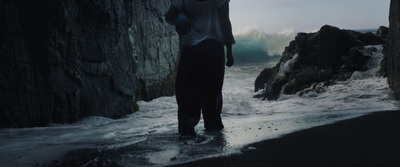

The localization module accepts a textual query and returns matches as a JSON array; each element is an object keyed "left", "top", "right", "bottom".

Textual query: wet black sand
[{"left": 170, "top": 110, "right": 400, "bottom": 167}]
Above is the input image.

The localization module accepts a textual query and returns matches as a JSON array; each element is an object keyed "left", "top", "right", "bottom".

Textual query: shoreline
[{"left": 169, "top": 110, "right": 400, "bottom": 166}]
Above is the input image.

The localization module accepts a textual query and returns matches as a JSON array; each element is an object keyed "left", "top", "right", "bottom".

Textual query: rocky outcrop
[
  {"left": 255, "top": 25, "right": 387, "bottom": 100},
  {"left": 387, "top": 0, "right": 400, "bottom": 98},
  {"left": 0, "top": 0, "right": 179, "bottom": 127}
]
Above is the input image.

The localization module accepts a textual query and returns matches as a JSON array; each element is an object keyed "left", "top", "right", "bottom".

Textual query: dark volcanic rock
[
  {"left": 255, "top": 25, "right": 387, "bottom": 100},
  {"left": 387, "top": 0, "right": 400, "bottom": 98},
  {"left": 377, "top": 26, "right": 389, "bottom": 37},
  {"left": 0, "top": 0, "right": 179, "bottom": 127},
  {"left": 255, "top": 68, "right": 276, "bottom": 92}
]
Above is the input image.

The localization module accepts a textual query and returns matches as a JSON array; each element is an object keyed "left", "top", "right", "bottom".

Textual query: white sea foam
[{"left": 277, "top": 54, "right": 298, "bottom": 77}]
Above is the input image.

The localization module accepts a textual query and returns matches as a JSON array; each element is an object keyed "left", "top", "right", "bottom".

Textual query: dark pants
[{"left": 175, "top": 39, "right": 225, "bottom": 132}]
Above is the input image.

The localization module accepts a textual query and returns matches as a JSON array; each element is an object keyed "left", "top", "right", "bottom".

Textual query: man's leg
[
  {"left": 175, "top": 45, "right": 203, "bottom": 136},
  {"left": 201, "top": 40, "right": 225, "bottom": 131}
]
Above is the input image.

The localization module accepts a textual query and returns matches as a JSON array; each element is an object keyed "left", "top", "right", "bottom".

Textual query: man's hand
[{"left": 226, "top": 51, "right": 234, "bottom": 67}]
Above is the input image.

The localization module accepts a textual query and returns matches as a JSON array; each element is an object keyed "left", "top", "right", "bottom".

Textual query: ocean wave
[{"left": 233, "top": 27, "right": 295, "bottom": 64}]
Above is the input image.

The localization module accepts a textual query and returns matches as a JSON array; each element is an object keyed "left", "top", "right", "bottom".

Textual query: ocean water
[
  {"left": 0, "top": 42, "right": 399, "bottom": 166},
  {"left": 232, "top": 27, "right": 294, "bottom": 64}
]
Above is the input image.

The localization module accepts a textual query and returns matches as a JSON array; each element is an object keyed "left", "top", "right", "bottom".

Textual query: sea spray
[{"left": 350, "top": 45, "right": 383, "bottom": 80}]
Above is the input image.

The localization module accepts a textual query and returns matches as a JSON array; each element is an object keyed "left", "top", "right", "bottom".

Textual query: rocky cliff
[
  {"left": 387, "top": 0, "right": 400, "bottom": 98},
  {"left": 0, "top": 0, "right": 179, "bottom": 128},
  {"left": 255, "top": 25, "right": 387, "bottom": 100}
]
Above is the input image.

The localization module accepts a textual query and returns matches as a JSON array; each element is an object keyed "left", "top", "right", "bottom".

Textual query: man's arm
[
  {"left": 218, "top": 1, "right": 235, "bottom": 67},
  {"left": 165, "top": 5, "right": 179, "bottom": 25},
  {"left": 225, "top": 44, "right": 234, "bottom": 67}
]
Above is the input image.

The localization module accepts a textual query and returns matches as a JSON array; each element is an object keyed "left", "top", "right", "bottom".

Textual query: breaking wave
[{"left": 233, "top": 27, "right": 295, "bottom": 64}]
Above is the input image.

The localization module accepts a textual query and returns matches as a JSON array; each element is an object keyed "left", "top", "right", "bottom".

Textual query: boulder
[
  {"left": 377, "top": 26, "right": 389, "bottom": 37},
  {"left": 255, "top": 25, "right": 387, "bottom": 100}
]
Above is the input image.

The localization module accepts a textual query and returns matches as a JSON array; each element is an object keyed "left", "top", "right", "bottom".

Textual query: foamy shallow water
[{"left": 1, "top": 46, "right": 399, "bottom": 166}]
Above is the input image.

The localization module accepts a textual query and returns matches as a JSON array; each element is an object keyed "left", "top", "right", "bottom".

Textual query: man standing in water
[{"left": 166, "top": 0, "right": 235, "bottom": 136}]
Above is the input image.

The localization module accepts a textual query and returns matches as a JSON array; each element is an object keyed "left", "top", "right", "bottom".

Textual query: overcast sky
[{"left": 229, "top": 0, "right": 390, "bottom": 34}]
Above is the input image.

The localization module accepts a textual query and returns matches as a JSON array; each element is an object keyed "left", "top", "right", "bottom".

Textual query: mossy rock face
[
  {"left": 146, "top": 72, "right": 176, "bottom": 101},
  {"left": 135, "top": 71, "right": 176, "bottom": 102},
  {"left": 299, "top": 82, "right": 328, "bottom": 97}
]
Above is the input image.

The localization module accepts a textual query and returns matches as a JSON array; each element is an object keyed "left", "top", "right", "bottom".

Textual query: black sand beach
[{"left": 171, "top": 110, "right": 400, "bottom": 167}]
